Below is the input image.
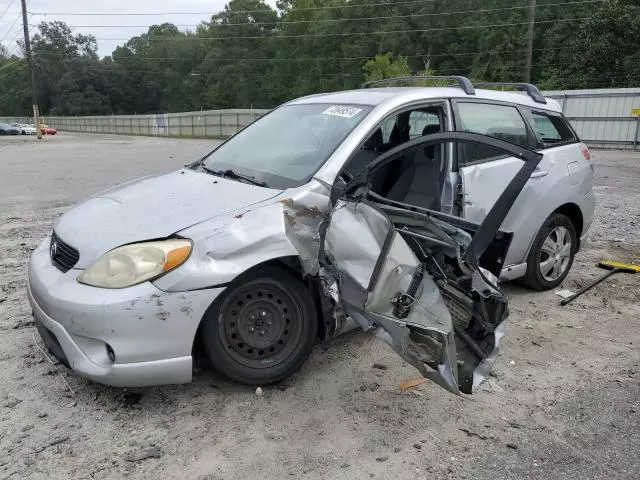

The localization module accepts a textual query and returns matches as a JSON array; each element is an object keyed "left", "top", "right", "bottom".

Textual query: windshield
[{"left": 200, "top": 103, "right": 372, "bottom": 189}]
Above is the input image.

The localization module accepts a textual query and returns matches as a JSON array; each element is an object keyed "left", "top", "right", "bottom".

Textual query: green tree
[{"left": 362, "top": 54, "right": 411, "bottom": 83}]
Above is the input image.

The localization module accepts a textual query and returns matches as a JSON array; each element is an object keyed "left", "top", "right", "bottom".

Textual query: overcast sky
[{"left": 1, "top": 0, "right": 278, "bottom": 57}]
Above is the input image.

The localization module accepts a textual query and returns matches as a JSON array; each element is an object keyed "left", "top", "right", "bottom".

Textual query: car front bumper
[{"left": 28, "top": 237, "right": 222, "bottom": 387}]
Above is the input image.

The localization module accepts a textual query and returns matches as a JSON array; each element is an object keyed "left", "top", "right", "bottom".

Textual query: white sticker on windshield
[{"left": 322, "top": 105, "right": 363, "bottom": 118}]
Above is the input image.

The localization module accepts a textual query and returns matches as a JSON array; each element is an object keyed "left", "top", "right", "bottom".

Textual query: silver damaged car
[{"left": 28, "top": 78, "right": 594, "bottom": 394}]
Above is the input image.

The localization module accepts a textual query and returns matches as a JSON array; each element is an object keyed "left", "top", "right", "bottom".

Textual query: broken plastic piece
[{"left": 400, "top": 378, "right": 428, "bottom": 391}]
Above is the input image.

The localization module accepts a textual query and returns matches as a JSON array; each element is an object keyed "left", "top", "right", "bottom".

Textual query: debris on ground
[
  {"left": 372, "top": 363, "right": 388, "bottom": 370},
  {"left": 400, "top": 378, "right": 427, "bottom": 391},
  {"left": 255, "top": 387, "right": 264, "bottom": 396},
  {"left": 555, "top": 289, "right": 576, "bottom": 299},
  {"left": 48, "top": 437, "right": 70, "bottom": 447},
  {"left": 124, "top": 447, "right": 163, "bottom": 463},
  {"left": 458, "top": 429, "right": 494, "bottom": 441}
]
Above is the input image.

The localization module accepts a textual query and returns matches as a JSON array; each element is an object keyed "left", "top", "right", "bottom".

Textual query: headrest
[
  {"left": 422, "top": 124, "right": 441, "bottom": 136},
  {"left": 365, "top": 128, "right": 384, "bottom": 150}
]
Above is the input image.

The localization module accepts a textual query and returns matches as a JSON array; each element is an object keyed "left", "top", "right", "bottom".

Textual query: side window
[
  {"left": 409, "top": 111, "right": 441, "bottom": 139},
  {"left": 457, "top": 102, "right": 530, "bottom": 165},
  {"left": 380, "top": 115, "right": 397, "bottom": 143},
  {"left": 531, "top": 111, "right": 576, "bottom": 146}
]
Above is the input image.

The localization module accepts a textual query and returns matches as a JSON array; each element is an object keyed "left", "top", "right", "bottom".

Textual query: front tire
[
  {"left": 522, "top": 213, "right": 577, "bottom": 291},
  {"left": 201, "top": 266, "right": 317, "bottom": 385}
]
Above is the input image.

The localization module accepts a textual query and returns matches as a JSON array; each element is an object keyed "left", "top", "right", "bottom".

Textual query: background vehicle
[
  {"left": 0, "top": 123, "right": 20, "bottom": 135},
  {"left": 28, "top": 77, "right": 594, "bottom": 390},
  {"left": 40, "top": 124, "right": 58, "bottom": 135},
  {"left": 10, "top": 123, "right": 37, "bottom": 135}
]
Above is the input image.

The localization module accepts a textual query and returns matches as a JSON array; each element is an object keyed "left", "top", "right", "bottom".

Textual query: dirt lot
[{"left": 1, "top": 133, "right": 639, "bottom": 480}]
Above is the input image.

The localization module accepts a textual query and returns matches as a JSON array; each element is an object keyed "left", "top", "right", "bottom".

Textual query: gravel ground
[{"left": 1, "top": 133, "right": 638, "bottom": 480}]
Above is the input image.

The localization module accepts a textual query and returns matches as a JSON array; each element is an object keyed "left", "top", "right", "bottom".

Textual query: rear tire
[
  {"left": 201, "top": 266, "right": 317, "bottom": 385},
  {"left": 522, "top": 213, "right": 577, "bottom": 291}
]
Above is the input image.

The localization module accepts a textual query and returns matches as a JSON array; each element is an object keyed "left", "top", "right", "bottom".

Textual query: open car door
[{"left": 321, "top": 132, "right": 543, "bottom": 395}]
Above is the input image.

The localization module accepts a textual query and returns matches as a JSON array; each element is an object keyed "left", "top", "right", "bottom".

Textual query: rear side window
[
  {"left": 456, "top": 102, "right": 531, "bottom": 165},
  {"left": 531, "top": 112, "right": 576, "bottom": 146}
]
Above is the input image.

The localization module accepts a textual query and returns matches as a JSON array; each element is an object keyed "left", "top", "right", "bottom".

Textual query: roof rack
[
  {"left": 361, "top": 75, "right": 476, "bottom": 95},
  {"left": 473, "top": 82, "right": 547, "bottom": 104}
]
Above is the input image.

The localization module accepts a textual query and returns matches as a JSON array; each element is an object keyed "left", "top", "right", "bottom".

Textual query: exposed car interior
[{"left": 344, "top": 107, "right": 448, "bottom": 212}]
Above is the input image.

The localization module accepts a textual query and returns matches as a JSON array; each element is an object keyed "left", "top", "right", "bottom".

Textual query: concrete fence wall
[
  {"left": 2, "top": 88, "right": 639, "bottom": 149},
  {"left": 1, "top": 109, "right": 270, "bottom": 138}
]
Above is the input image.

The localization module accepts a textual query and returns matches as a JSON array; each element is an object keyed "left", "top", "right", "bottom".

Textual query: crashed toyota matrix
[{"left": 28, "top": 77, "right": 594, "bottom": 395}]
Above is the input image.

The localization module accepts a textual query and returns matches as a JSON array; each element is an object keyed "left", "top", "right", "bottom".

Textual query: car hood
[{"left": 54, "top": 169, "right": 282, "bottom": 268}]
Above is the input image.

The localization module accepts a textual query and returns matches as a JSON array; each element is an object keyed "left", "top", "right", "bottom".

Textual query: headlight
[{"left": 77, "top": 239, "right": 192, "bottom": 289}]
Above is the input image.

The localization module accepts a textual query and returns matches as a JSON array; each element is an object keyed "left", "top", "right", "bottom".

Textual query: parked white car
[
  {"left": 11, "top": 123, "right": 37, "bottom": 135},
  {"left": 28, "top": 78, "right": 594, "bottom": 394}
]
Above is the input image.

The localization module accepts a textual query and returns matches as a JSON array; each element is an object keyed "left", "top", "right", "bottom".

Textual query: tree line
[{"left": 0, "top": 0, "right": 639, "bottom": 117}]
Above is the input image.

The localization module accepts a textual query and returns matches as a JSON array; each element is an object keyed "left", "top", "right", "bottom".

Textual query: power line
[
  {"left": 0, "top": 57, "right": 21, "bottom": 70},
  {"left": 42, "top": 17, "right": 587, "bottom": 42},
  {"left": 0, "top": 63, "right": 26, "bottom": 81},
  {"left": 5, "top": 31, "right": 22, "bottom": 54},
  {"left": 28, "top": 0, "right": 443, "bottom": 17},
  {"left": 0, "top": 0, "right": 17, "bottom": 24},
  {"left": 0, "top": 13, "right": 20, "bottom": 44},
  {"left": 0, "top": 83, "right": 28, "bottom": 102},
  {"left": 27, "top": 0, "right": 599, "bottom": 17},
  {"left": 40, "top": 1, "right": 600, "bottom": 29},
  {"left": 95, "top": 47, "right": 579, "bottom": 64}
]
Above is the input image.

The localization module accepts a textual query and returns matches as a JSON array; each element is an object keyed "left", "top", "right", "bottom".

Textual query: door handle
[{"left": 530, "top": 169, "right": 548, "bottom": 179}]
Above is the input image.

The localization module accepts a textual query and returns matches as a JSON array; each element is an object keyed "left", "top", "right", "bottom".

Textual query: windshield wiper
[{"left": 201, "top": 166, "right": 268, "bottom": 188}]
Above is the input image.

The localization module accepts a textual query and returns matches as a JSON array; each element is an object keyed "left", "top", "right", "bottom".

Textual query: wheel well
[
  {"left": 554, "top": 203, "right": 583, "bottom": 239},
  {"left": 191, "top": 256, "right": 329, "bottom": 358}
]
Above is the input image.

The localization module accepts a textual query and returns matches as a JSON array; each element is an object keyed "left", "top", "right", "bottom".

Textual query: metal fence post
[{"left": 634, "top": 115, "right": 639, "bottom": 151}]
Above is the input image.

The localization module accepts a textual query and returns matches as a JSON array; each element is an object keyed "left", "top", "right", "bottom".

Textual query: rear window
[{"left": 531, "top": 112, "right": 576, "bottom": 146}]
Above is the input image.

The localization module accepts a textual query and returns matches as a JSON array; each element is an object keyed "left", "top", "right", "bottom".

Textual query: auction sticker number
[{"left": 323, "top": 105, "right": 363, "bottom": 118}]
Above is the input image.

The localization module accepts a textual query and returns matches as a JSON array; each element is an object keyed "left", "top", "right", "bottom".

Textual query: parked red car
[{"left": 41, "top": 124, "right": 58, "bottom": 135}]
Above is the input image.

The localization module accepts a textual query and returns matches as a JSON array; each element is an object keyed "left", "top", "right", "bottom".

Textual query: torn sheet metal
[
  {"left": 323, "top": 200, "right": 463, "bottom": 394},
  {"left": 281, "top": 188, "right": 332, "bottom": 276},
  {"left": 157, "top": 181, "right": 332, "bottom": 292},
  {"left": 320, "top": 195, "right": 510, "bottom": 395}
]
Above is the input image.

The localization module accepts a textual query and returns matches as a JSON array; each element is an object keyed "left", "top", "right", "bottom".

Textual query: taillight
[{"left": 580, "top": 144, "right": 591, "bottom": 161}]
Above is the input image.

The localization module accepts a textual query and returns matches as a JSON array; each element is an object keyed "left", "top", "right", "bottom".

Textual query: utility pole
[
  {"left": 21, "top": 0, "right": 42, "bottom": 139},
  {"left": 525, "top": 0, "right": 537, "bottom": 83}
]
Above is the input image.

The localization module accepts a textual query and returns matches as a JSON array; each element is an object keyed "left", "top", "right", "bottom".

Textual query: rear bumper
[{"left": 579, "top": 191, "right": 596, "bottom": 247}]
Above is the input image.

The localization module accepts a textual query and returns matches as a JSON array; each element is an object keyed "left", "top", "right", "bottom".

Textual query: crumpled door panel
[
  {"left": 324, "top": 200, "right": 497, "bottom": 395},
  {"left": 318, "top": 133, "right": 543, "bottom": 395}
]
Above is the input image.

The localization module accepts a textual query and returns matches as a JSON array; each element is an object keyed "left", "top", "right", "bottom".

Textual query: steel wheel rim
[
  {"left": 218, "top": 279, "right": 304, "bottom": 369},
  {"left": 539, "top": 226, "right": 572, "bottom": 281}
]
